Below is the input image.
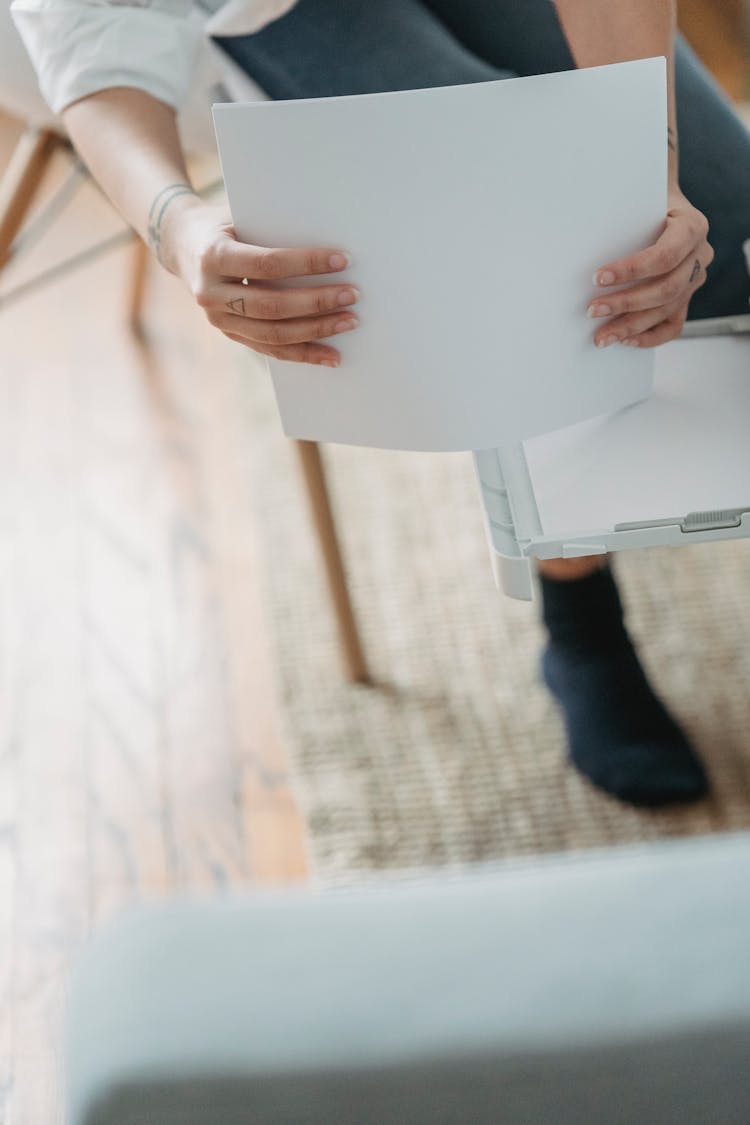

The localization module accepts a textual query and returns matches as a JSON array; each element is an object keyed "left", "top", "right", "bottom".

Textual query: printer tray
[{"left": 476, "top": 337, "right": 750, "bottom": 599}]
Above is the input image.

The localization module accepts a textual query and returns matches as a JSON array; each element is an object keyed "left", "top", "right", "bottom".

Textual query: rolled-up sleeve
[{"left": 11, "top": 0, "right": 204, "bottom": 114}]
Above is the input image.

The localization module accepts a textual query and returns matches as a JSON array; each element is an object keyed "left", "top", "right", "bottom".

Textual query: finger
[
  {"left": 224, "top": 332, "right": 342, "bottom": 367},
  {"left": 627, "top": 312, "right": 687, "bottom": 350},
  {"left": 594, "top": 299, "right": 684, "bottom": 348},
  {"left": 593, "top": 212, "right": 707, "bottom": 289},
  {"left": 215, "top": 241, "right": 351, "bottom": 282},
  {"left": 213, "top": 282, "right": 360, "bottom": 320},
  {"left": 588, "top": 249, "right": 708, "bottom": 321},
  {"left": 216, "top": 310, "right": 359, "bottom": 347}
]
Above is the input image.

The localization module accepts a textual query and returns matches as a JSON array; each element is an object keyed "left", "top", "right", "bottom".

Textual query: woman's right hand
[{"left": 165, "top": 202, "right": 360, "bottom": 367}]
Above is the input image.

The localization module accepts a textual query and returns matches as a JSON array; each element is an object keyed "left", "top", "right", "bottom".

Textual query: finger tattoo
[
  {"left": 227, "top": 296, "right": 246, "bottom": 315},
  {"left": 689, "top": 259, "right": 702, "bottom": 283}
]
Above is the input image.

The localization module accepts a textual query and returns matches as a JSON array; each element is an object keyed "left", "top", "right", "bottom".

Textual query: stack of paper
[{"left": 213, "top": 58, "right": 666, "bottom": 453}]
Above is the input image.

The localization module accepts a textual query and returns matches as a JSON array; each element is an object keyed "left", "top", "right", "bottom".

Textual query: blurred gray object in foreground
[{"left": 67, "top": 832, "right": 750, "bottom": 1124}]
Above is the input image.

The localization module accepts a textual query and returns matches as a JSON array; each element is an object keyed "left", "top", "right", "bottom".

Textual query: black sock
[{"left": 539, "top": 566, "right": 709, "bottom": 808}]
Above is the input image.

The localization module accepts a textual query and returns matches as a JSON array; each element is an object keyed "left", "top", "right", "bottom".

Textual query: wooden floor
[
  {"left": 0, "top": 114, "right": 308, "bottom": 1124},
  {"left": 679, "top": 0, "right": 748, "bottom": 101}
]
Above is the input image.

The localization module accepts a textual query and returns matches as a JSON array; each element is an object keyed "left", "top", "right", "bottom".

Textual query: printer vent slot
[
  {"left": 681, "top": 508, "right": 746, "bottom": 532},
  {"left": 482, "top": 484, "right": 515, "bottom": 532}
]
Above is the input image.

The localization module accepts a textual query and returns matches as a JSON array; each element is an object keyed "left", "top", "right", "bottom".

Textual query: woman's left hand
[{"left": 588, "top": 186, "right": 714, "bottom": 348}]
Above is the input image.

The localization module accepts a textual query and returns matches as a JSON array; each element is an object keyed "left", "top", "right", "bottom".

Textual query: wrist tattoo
[
  {"left": 667, "top": 126, "right": 678, "bottom": 156},
  {"left": 147, "top": 182, "right": 196, "bottom": 264}
]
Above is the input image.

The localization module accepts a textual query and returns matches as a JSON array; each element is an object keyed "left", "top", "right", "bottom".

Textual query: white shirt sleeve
[{"left": 10, "top": 0, "right": 205, "bottom": 114}]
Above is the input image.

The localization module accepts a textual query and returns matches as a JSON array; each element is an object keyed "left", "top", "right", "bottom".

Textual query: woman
[{"left": 12, "top": 0, "right": 750, "bottom": 807}]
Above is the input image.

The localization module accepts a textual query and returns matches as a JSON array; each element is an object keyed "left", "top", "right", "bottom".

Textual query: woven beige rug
[{"left": 242, "top": 366, "right": 750, "bottom": 884}]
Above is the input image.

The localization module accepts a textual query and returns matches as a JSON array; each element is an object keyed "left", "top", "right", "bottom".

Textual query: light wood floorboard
[
  {"left": 0, "top": 112, "right": 308, "bottom": 1125},
  {"left": 679, "top": 0, "right": 748, "bottom": 101}
]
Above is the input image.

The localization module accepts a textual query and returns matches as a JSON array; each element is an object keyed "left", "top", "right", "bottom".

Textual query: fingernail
[
  {"left": 595, "top": 270, "right": 616, "bottom": 287},
  {"left": 321, "top": 357, "right": 340, "bottom": 367},
  {"left": 329, "top": 252, "right": 350, "bottom": 270},
  {"left": 337, "top": 288, "right": 359, "bottom": 306},
  {"left": 334, "top": 316, "right": 358, "bottom": 333},
  {"left": 622, "top": 339, "right": 640, "bottom": 347},
  {"left": 597, "top": 334, "right": 619, "bottom": 348},
  {"left": 588, "top": 303, "right": 612, "bottom": 318}
]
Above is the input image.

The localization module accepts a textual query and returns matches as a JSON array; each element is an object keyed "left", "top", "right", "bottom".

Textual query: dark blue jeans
[{"left": 216, "top": 0, "right": 750, "bottom": 319}]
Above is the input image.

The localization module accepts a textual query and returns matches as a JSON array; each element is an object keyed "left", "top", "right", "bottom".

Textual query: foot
[{"left": 539, "top": 568, "right": 710, "bottom": 808}]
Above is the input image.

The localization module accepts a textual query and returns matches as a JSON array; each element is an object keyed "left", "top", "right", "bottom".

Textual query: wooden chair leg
[
  {"left": 127, "top": 237, "right": 150, "bottom": 335},
  {"left": 293, "top": 439, "right": 370, "bottom": 685},
  {"left": 0, "top": 126, "right": 61, "bottom": 272}
]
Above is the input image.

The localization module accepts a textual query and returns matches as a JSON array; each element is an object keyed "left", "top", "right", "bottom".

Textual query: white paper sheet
[
  {"left": 213, "top": 58, "right": 666, "bottom": 451},
  {"left": 523, "top": 336, "right": 750, "bottom": 536}
]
